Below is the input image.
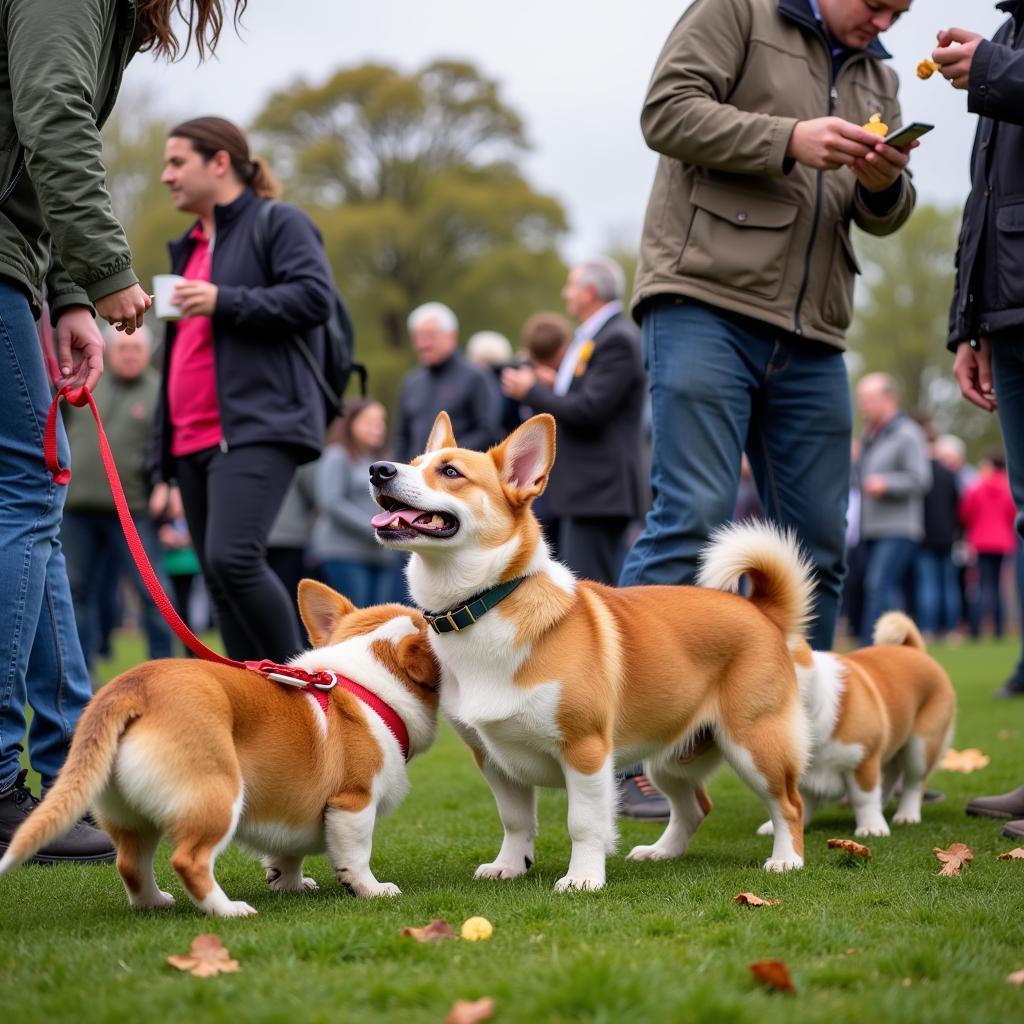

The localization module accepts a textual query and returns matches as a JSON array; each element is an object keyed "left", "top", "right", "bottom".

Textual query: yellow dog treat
[
  {"left": 460, "top": 916, "right": 494, "bottom": 941},
  {"left": 863, "top": 112, "right": 889, "bottom": 136},
  {"left": 917, "top": 59, "right": 941, "bottom": 79}
]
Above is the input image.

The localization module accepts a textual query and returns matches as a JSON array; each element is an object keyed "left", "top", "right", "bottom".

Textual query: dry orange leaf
[
  {"left": 446, "top": 997, "right": 496, "bottom": 1024},
  {"left": 1007, "top": 970, "right": 1024, "bottom": 986},
  {"left": 827, "top": 838, "right": 871, "bottom": 859},
  {"left": 166, "top": 934, "right": 240, "bottom": 978},
  {"left": 748, "top": 959, "right": 796, "bottom": 993},
  {"left": 734, "top": 892, "right": 781, "bottom": 907},
  {"left": 934, "top": 842, "right": 973, "bottom": 876},
  {"left": 399, "top": 918, "right": 458, "bottom": 943},
  {"left": 997, "top": 848, "right": 1024, "bottom": 861},
  {"left": 940, "top": 748, "right": 990, "bottom": 773}
]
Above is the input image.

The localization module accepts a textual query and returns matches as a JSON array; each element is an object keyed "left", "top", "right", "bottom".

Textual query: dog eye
[{"left": 440, "top": 465, "right": 461, "bottom": 479}]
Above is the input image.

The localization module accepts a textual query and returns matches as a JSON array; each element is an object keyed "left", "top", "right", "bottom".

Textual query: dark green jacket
[{"left": 0, "top": 0, "right": 140, "bottom": 320}]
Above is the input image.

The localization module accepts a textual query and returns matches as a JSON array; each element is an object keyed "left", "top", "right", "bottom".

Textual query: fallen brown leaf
[
  {"left": 734, "top": 892, "right": 781, "bottom": 907},
  {"left": 997, "top": 848, "right": 1024, "bottom": 861},
  {"left": 445, "top": 997, "right": 496, "bottom": 1024},
  {"left": 1007, "top": 970, "right": 1024, "bottom": 986},
  {"left": 748, "top": 959, "right": 795, "bottom": 993},
  {"left": 934, "top": 842, "right": 973, "bottom": 876},
  {"left": 399, "top": 918, "right": 458, "bottom": 943},
  {"left": 827, "top": 838, "right": 871, "bottom": 859},
  {"left": 939, "top": 748, "right": 990, "bottom": 773},
  {"left": 166, "top": 934, "right": 240, "bottom": 978}
]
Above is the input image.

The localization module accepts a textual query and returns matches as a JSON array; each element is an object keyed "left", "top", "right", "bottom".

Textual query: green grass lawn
[{"left": 2, "top": 633, "right": 1023, "bottom": 1023}]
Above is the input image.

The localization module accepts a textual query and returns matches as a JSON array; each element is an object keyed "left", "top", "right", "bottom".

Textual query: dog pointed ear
[
  {"left": 495, "top": 414, "right": 556, "bottom": 504},
  {"left": 298, "top": 579, "right": 356, "bottom": 647},
  {"left": 424, "top": 411, "right": 456, "bottom": 454}
]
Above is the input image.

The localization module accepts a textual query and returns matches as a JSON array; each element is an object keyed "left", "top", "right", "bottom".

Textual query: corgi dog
[
  {"left": 0, "top": 582, "right": 439, "bottom": 916},
  {"left": 755, "top": 611, "right": 956, "bottom": 839},
  {"left": 368, "top": 412, "right": 813, "bottom": 891}
]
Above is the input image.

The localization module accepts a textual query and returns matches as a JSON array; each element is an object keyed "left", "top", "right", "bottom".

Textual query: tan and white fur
[
  {"left": 755, "top": 611, "right": 956, "bottom": 839},
  {"left": 0, "top": 582, "right": 439, "bottom": 916},
  {"left": 370, "top": 412, "right": 813, "bottom": 891}
]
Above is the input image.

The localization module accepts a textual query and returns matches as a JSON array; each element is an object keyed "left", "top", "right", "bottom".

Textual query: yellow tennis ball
[{"left": 460, "top": 916, "right": 494, "bottom": 941}]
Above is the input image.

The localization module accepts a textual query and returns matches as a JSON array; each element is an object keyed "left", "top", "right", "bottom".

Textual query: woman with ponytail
[
  {"left": 0, "top": 1, "right": 244, "bottom": 863},
  {"left": 152, "top": 116, "right": 336, "bottom": 663}
]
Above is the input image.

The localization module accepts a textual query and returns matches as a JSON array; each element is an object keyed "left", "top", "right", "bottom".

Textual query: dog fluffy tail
[
  {"left": 697, "top": 521, "right": 815, "bottom": 641},
  {"left": 0, "top": 682, "right": 141, "bottom": 875},
  {"left": 872, "top": 611, "right": 925, "bottom": 650}
]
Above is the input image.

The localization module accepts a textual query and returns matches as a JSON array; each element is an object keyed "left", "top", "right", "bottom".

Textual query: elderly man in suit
[{"left": 501, "top": 258, "right": 646, "bottom": 583}]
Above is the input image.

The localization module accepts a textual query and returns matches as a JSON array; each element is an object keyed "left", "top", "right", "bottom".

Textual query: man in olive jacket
[{"left": 620, "top": 0, "right": 916, "bottom": 654}]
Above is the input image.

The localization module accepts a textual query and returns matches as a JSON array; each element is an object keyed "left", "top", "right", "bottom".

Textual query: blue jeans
[
  {"left": 619, "top": 299, "right": 851, "bottom": 650},
  {"left": 321, "top": 560, "right": 403, "bottom": 608},
  {"left": 0, "top": 281, "right": 94, "bottom": 791},
  {"left": 62, "top": 510, "right": 174, "bottom": 667},
  {"left": 914, "top": 544, "right": 961, "bottom": 634},
  {"left": 860, "top": 537, "right": 918, "bottom": 646}
]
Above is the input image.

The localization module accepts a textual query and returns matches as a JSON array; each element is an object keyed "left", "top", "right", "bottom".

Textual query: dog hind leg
[
  {"left": 845, "top": 756, "right": 890, "bottom": 837},
  {"left": 263, "top": 855, "right": 318, "bottom": 893},
  {"left": 105, "top": 823, "right": 174, "bottom": 909},
  {"left": 627, "top": 758, "right": 716, "bottom": 861},
  {"left": 893, "top": 736, "right": 927, "bottom": 825}
]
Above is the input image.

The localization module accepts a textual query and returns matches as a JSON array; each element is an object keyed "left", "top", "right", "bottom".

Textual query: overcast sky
[{"left": 125, "top": 0, "right": 1007, "bottom": 260}]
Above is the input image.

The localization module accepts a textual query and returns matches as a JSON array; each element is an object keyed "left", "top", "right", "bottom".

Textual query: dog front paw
[
  {"left": 130, "top": 890, "right": 175, "bottom": 910},
  {"left": 763, "top": 856, "right": 803, "bottom": 872},
  {"left": 474, "top": 860, "right": 529, "bottom": 880},
  {"left": 554, "top": 873, "right": 605, "bottom": 892},
  {"left": 211, "top": 900, "right": 259, "bottom": 918},
  {"left": 892, "top": 811, "right": 921, "bottom": 826},
  {"left": 364, "top": 881, "right": 401, "bottom": 898},
  {"left": 854, "top": 822, "right": 891, "bottom": 837},
  {"left": 626, "top": 843, "right": 676, "bottom": 861}
]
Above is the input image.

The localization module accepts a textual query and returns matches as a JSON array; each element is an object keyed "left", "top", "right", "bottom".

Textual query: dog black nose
[{"left": 369, "top": 461, "right": 398, "bottom": 488}]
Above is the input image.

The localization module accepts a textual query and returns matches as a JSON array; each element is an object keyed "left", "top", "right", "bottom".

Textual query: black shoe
[
  {"left": 1003, "top": 818, "right": 1024, "bottom": 840},
  {"left": 966, "top": 784, "right": 1024, "bottom": 820},
  {"left": 618, "top": 774, "right": 670, "bottom": 821},
  {"left": 0, "top": 770, "right": 115, "bottom": 865},
  {"left": 994, "top": 678, "right": 1024, "bottom": 699}
]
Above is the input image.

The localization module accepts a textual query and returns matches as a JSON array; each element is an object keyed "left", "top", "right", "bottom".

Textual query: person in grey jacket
[
  {"left": 855, "top": 372, "right": 931, "bottom": 645},
  {"left": 313, "top": 399, "right": 403, "bottom": 608}
]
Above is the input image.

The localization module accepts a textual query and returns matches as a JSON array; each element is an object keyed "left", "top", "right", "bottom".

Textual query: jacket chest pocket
[{"left": 677, "top": 183, "right": 799, "bottom": 300}]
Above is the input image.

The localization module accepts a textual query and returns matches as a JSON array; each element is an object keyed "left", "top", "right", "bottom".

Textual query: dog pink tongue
[{"left": 371, "top": 507, "right": 423, "bottom": 529}]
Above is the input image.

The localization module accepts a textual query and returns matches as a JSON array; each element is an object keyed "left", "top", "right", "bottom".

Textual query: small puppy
[
  {"left": 757, "top": 611, "right": 956, "bottom": 839},
  {"left": 0, "top": 582, "right": 439, "bottom": 916},
  {"left": 370, "top": 412, "right": 814, "bottom": 890}
]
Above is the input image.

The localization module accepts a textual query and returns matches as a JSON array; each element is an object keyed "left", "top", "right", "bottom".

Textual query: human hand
[
  {"left": 786, "top": 117, "right": 881, "bottom": 171},
  {"left": 54, "top": 306, "right": 105, "bottom": 391},
  {"left": 534, "top": 364, "right": 558, "bottom": 388},
  {"left": 852, "top": 139, "right": 915, "bottom": 192},
  {"left": 172, "top": 280, "right": 218, "bottom": 318},
  {"left": 862, "top": 475, "right": 888, "bottom": 498},
  {"left": 149, "top": 482, "right": 171, "bottom": 520},
  {"left": 933, "top": 28, "right": 984, "bottom": 90},
  {"left": 94, "top": 283, "right": 152, "bottom": 333},
  {"left": 501, "top": 365, "right": 538, "bottom": 401},
  {"left": 952, "top": 338, "right": 996, "bottom": 412}
]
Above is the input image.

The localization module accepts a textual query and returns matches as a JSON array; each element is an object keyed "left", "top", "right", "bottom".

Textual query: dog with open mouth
[
  {"left": 0, "top": 582, "right": 439, "bottom": 916},
  {"left": 370, "top": 411, "right": 814, "bottom": 890}
]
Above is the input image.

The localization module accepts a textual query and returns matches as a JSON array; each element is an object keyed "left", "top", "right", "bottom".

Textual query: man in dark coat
[
  {"left": 934, "top": 1, "right": 1024, "bottom": 835},
  {"left": 501, "top": 258, "right": 646, "bottom": 585}
]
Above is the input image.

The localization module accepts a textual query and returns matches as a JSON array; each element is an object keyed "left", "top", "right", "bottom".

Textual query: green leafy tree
[
  {"left": 848, "top": 203, "right": 1001, "bottom": 454},
  {"left": 252, "top": 59, "right": 569, "bottom": 383}
]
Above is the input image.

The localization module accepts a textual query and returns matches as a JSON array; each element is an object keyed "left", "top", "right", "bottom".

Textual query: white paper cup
[{"left": 153, "top": 274, "right": 186, "bottom": 320}]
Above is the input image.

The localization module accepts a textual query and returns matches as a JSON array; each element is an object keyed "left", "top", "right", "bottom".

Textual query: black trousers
[
  {"left": 175, "top": 443, "right": 302, "bottom": 662},
  {"left": 558, "top": 515, "right": 630, "bottom": 585}
]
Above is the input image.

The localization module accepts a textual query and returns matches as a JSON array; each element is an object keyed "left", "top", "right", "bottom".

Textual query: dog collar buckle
[
  {"left": 266, "top": 671, "right": 307, "bottom": 688},
  {"left": 312, "top": 672, "right": 338, "bottom": 691}
]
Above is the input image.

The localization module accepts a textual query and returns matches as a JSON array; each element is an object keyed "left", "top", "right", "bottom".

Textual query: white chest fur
[{"left": 435, "top": 615, "right": 568, "bottom": 788}]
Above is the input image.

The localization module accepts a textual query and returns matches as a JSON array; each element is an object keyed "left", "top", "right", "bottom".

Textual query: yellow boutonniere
[{"left": 574, "top": 339, "right": 595, "bottom": 377}]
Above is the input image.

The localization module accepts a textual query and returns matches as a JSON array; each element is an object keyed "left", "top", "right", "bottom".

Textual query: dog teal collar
[{"left": 423, "top": 577, "right": 527, "bottom": 634}]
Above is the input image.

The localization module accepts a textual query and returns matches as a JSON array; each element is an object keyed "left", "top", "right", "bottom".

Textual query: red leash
[{"left": 44, "top": 385, "right": 410, "bottom": 759}]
